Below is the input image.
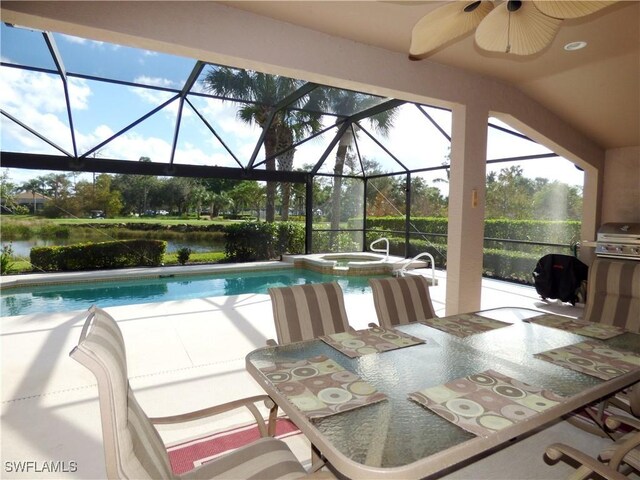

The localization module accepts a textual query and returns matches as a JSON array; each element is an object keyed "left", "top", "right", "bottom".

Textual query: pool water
[{"left": 1, "top": 268, "right": 380, "bottom": 317}]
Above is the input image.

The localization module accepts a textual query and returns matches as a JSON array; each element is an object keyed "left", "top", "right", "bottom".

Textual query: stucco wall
[{"left": 602, "top": 146, "right": 640, "bottom": 224}]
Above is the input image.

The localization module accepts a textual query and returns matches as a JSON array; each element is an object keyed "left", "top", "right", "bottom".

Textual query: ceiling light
[{"left": 564, "top": 41, "right": 587, "bottom": 51}]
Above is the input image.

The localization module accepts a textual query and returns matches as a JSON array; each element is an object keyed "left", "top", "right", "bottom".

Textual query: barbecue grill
[{"left": 595, "top": 223, "right": 640, "bottom": 261}]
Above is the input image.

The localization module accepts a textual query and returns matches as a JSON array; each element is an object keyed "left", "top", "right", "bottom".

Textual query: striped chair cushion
[
  {"left": 71, "top": 307, "right": 175, "bottom": 479},
  {"left": 268, "top": 282, "right": 350, "bottom": 344},
  {"left": 182, "top": 437, "right": 306, "bottom": 480},
  {"left": 583, "top": 258, "right": 640, "bottom": 333},
  {"left": 72, "top": 307, "right": 307, "bottom": 480},
  {"left": 369, "top": 275, "right": 436, "bottom": 329}
]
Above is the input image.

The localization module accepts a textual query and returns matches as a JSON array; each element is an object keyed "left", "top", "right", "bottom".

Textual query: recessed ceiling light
[{"left": 564, "top": 41, "right": 587, "bottom": 51}]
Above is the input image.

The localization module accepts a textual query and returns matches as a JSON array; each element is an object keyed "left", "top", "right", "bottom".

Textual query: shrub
[
  {"left": 0, "top": 244, "right": 16, "bottom": 275},
  {"left": 30, "top": 239, "right": 166, "bottom": 272},
  {"left": 224, "top": 221, "right": 306, "bottom": 262},
  {"left": 224, "top": 222, "right": 276, "bottom": 262},
  {"left": 275, "top": 222, "right": 305, "bottom": 255},
  {"left": 176, "top": 247, "right": 192, "bottom": 265},
  {"left": 311, "top": 231, "right": 360, "bottom": 253},
  {"left": 383, "top": 235, "right": 542, "bottom": 284}
]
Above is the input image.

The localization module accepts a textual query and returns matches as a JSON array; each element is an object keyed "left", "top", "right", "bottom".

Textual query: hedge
[
  {"left": 379, "top": 236, "right": 544, "bottom": 284},
  {"left": 357, "top": 217, "right": 580, "bottom": 244},
  {"left": 224, "top": 222, "right": 305, "bottom": 262},
  {"left": 30, "top": 239, "right": 166, "bottom": 272}
]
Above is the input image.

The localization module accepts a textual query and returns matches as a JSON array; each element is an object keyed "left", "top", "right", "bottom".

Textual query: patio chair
[
  {"left": 268, "top": 282, "right": 351, "bottom": 345},
  {"left": 583, "top": 257, "right": 640, "bottom": 333},
  {"left": 545, "top": 415, "right": 640, "bottom": 479},
  {"left": 69, "top": 306, "right": 313, "bottom": 480},
  {"left": 369, "top": 275, "right": 437, "bottom": 329}
]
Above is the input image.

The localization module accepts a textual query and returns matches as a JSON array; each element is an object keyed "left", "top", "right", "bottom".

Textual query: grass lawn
[{"left": 52, "top": 216, "right": 244, "bottom": 226}]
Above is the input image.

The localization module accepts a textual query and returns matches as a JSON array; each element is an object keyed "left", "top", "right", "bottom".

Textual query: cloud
[
  {"left": 0, "top": 68, "right": 82, "bottom": 153},
  {"left": 133, "top": 76, "right": 176, "bottom": 88},
  {"left": 58, "top": 33, "right": 120, "bottom": 50}
]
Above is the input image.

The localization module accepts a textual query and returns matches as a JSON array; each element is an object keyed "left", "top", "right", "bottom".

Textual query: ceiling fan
[{"left": 409, "top": 0, "right": 617, "bottom": 59}]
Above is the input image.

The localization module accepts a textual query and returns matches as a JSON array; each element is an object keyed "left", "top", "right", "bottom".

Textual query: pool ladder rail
[
  {"left": 369, "top": 238, "right": 389, "bottom": 260},
  {"left": 395, "top": 252, "right": 437, "bottom": 286}
]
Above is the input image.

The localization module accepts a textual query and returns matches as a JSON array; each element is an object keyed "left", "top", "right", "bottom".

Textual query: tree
[
  {"left": 160, "top": 177, "right": 193, "bottom": 216},
  {"left": 533, "top": 181, "right": 583, "bottom": 220},
  {"left": 188, "top": 182, "right": 209, "bottom": 219},
  {"left": 112, "top": 157, "right": 160, "bottom": 215},
  {"left": 42, "top": 173, "right": 72, "bottom": 201},
  {"left": 19, "top": 177, "right": 45, "bottom": 214},
  {"left": 200, "top": 178, "right": 236, "bottom": 217},
  {"left": 326, "top": 95, "right": 397, "bottom": 245},
  {"left": 485, "top": 166, "right": 535, "bottom": 219},
  {"left": 201, "top": 67, "right": 323, "bottom": 222},
  {"left": 409, "top": 176, "right": 448, "bottom": 217},
  {"left": 0, "top": 171, "right": 22, "bottom": 214},
  {"left": 228, "top": 181, "right": 265, "bottom": 219}
]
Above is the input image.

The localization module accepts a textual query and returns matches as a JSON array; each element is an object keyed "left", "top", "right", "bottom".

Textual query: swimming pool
[{"left": 1, "top": 268, "right": 381, "bottom": 317}]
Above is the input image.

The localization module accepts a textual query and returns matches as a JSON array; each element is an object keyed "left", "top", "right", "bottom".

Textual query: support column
[
  {"left": 579, "top": 165, "right": 602, "bottom": 266},
  {"left": 445, "top": 103, "right": 488, "bottom": 315}
]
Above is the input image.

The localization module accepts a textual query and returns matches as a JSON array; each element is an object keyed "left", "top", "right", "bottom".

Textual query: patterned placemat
[
  {"left": 409, "top": 369, "right": 564, "bottom": 437},
  {"left": 534, "top": 341, "right": 640, "bottom": 380},
  {"left": 320, "top": 326, "right": 425, "bottom": 358},
  {"left": 259, "top": 355, "right": 386, "bottom": 419},
  {"left": 526, "top": 314, "right": 626, "bottom": 340},
  {"left": 419, "top": 313, "right": 511, "bottom": 338}
]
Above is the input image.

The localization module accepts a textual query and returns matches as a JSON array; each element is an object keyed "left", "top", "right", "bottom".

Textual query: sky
[{"left": 0, "top": 23, "right": 584, "bottom": 191}]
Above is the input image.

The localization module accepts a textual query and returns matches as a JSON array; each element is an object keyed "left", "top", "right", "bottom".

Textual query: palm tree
[
  {"left": 20, "top": 177, "right": 45, "bottom": 214},
  {"left": 326, "top": 93, "right": 397, "bottom": 245},
  {"left": 202, "top": 67, "right": 322, "bottom": 222}
]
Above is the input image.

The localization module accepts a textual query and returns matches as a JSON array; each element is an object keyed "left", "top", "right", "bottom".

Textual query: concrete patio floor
[{"left": 1, "top": 267, "right": 615, "bottom": 479}]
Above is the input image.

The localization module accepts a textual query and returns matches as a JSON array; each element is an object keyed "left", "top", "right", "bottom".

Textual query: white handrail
[
  {"left": 369, "top": 238, "right": 389, "bottom": 260},
  {"left": 397, "top": 252, "right": 436, "bottom": 285}
]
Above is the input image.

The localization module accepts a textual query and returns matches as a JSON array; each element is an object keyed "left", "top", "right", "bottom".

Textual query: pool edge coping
[{"left": 0, "top": 261, "right": 291, "bottom": 290}]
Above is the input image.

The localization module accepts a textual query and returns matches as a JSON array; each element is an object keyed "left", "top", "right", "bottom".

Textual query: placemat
[
  {"left": 259, "top": 355, "right": 386, "bottom": 419},
  {"left": 409, "top": 369, "right": 564, "bottom": 437},
  {"left": 320, "top": 326, "right": 425, "bottom": 358},
  {"left": 526, "top": 314, "right": 626, "bottom": 339},
  {"left": 534, "top": 341, "right": 640, "bottom": 380},
  {"left": 419, "top": 313, "right": 511, "bottom": 338}
]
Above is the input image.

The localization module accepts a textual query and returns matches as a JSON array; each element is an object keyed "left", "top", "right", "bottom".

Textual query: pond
[{"left": 2, "top": 236, "right": 225, "bottom": 258}]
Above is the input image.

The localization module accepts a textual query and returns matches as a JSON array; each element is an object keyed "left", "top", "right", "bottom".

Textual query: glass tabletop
[{"left": 246, "top": 307, "right": 640, "bottom": 478}]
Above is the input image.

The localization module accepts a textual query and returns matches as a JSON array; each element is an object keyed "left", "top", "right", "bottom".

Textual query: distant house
[{"left": 13, "top": 191, "right": 49, "bottom": 213}]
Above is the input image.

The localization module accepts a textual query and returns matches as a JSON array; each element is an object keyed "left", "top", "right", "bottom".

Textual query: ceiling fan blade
[
  {"left": 409, "top": 1, "right": 495, "bottom": 58},
  {"left": 533, "top": 1, "right": 617, "bottom": 19},
  {"left": 475, "top": 1, "right": 562, "bottom": 55}
]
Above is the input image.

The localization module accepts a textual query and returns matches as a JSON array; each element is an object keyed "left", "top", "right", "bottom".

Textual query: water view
[{"left": 4, "top": 236, "right": 225, "bottom": 257}]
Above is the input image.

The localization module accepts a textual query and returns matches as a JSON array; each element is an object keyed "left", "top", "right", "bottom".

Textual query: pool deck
[{"left": 0, "top": 264, "right": 611, "bottom": 479}]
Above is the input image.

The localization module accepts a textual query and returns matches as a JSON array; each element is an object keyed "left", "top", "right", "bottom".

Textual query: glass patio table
[{"left": 245, "top": 307, "right": 640, "bottom": 479}]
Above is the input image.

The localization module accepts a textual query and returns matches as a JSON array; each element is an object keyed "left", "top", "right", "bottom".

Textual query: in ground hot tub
[{"left": 286, "top": 252, "right": 395, "bottom": 275}]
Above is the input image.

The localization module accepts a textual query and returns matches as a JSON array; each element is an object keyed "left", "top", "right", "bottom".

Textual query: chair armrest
[
  {"left": 149, "top": 394, "right": 278, "bottom": 437},
  {"left": 302, "top": 471, "right": 335, "bottom": 479},
  {"left": 545, "top": 443, "right": 627, "bottom": 480},
  {"left": 603, "top": 426, "right": 640, "bottom": 471},
  {"left": 605, "top": 414, "right": 640, "bottom": 431}
]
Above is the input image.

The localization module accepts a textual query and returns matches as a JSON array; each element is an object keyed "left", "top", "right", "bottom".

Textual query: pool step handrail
[
  {"left": 396, "top": 252, "right": 436, "bottom": 285},
  {"left": 369, "top": 238, "right": 389, "bottom": 260}
]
